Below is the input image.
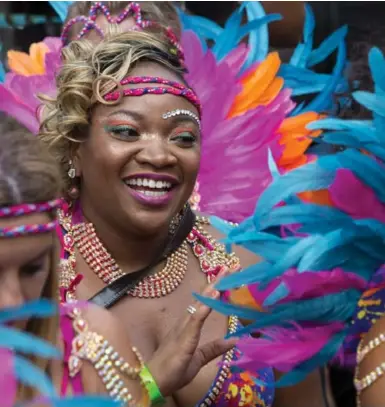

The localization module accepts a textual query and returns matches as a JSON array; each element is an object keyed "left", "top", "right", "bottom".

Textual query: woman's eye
[
  {"left": 20, "top": 263, "right": 45, "bottom": 277},
  {"left": 171, "top": 131, "right": 197, "bottom": 146},
  {"left": 105, "top": 125, "right": 139, "bottom": 140}
]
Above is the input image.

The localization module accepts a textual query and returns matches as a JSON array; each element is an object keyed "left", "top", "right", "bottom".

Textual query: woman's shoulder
[{"left": 195, "top": 212, "right": 262, "bottom": 269}]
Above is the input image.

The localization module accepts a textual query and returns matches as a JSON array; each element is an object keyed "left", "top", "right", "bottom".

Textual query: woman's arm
[
  {"left": 356, "top": 314, "right": 385, "bottom": 407},
  {"left": 78, "top": 305, "right": 147, "bottom": 403}
]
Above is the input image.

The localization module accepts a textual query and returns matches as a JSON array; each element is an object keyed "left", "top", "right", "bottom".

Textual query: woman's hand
[{"left": 147, "top": 270, "right": 237, "bottom": 397}]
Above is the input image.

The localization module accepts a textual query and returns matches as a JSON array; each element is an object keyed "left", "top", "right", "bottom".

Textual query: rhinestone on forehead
[{"left": 162, "top": 109, "right": 201, "bottom": 130}]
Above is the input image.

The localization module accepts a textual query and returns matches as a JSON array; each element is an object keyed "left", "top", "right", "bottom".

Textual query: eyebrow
[
  {"left": 107, "top": 109, "right": 200, "bottom": 128},
  {"left": 107, "top": 109, "right": 145, "bottom": 121}
]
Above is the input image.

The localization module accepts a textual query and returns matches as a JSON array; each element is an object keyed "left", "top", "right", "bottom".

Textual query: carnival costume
[{"left": 0, "top": 2, "right": 350, "bottom": 406}]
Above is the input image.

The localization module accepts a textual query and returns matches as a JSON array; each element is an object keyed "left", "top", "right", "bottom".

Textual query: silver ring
[{"left": 187, "top": 305, "right": 197, "bottom": 315}]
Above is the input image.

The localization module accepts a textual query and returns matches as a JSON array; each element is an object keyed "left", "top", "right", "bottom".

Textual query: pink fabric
[{"left": 0, "top": 348, "right": 17, "bottom": 407}]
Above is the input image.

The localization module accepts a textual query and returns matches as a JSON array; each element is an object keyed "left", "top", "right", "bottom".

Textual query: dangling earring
[
  {"left": 68, "top": 160, "right": 76, "bottom": 179},
  {"left": 188, "top": 181, "right": 201, "bottom": 211},
  {"left": 67, "top": 160, "right": 80, "bottom": 200}
]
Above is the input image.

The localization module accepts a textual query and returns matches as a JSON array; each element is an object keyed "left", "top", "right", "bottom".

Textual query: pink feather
[
  {"left": 183, "top": 30, "right": 295, "bottom": 222},
  {"left": 330, "top": 169, "right": 385, "bottom": 223},
  {"left": 0, "top": 348, "right": 17, "bottom": 407},
  {"left": 234, "top": 323, "right": 344, "bottom": 372}
]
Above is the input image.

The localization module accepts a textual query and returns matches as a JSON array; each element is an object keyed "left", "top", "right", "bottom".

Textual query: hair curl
[{"left": 39, "top": 30, "right": 186, "bottom": 194}]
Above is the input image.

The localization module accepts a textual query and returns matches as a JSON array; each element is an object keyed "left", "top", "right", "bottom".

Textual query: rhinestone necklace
[{"left": 72, "top": 221, "right": 188, "bottom": 299}]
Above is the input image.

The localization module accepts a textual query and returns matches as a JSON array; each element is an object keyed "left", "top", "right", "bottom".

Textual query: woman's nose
[
  {"left": 0, "top": 272, "right": 24, "bottom": 310},
  {"left": 135, "top": 139, "right": 177, "bottom": 169}
]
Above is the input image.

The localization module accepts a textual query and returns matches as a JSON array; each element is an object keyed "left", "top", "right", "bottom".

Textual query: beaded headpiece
[
  {"left": 61, "top": 2, "right": 184, "bottom": 63},
  {"left": 0, "top": 199, "right": 62, "bottom": 238},
  {"left": 103, "top": 76, "right": 202, "bottom": 117}
]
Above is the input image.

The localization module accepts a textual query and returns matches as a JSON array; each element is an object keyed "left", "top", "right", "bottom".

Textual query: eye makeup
[{"left": 103, "top": 119, "right": 140, "bottom": 141}]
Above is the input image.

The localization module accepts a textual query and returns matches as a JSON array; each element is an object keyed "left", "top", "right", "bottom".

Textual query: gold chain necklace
[{"left": 72, "top": 221, "right": 189, "bottom": 299}]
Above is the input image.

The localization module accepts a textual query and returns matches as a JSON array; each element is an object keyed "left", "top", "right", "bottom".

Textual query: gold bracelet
[
  {"left": 357, "top": 332, "right": 385, "bottom": 363},
  {"left": 68, "top": 307, "right": 148, "bottom": 406}
]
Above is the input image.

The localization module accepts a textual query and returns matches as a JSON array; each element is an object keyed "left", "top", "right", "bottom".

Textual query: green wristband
[{"left": 139, "top": 365, "right": 165, "bottom": 406}]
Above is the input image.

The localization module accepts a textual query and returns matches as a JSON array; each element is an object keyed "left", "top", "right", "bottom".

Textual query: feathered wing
[
  {"left": 181, "top": 3, "right": 348, "bottom": 222},
  {"left": 200, "top": 47, "right": 385, "bottom": 385}
]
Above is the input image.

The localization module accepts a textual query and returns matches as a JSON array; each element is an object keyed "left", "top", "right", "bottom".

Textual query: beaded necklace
[
  {"left": 58, "top": 208, "right": 241, "bottom": 407},
  {"left": 72, "top": 221, "right": 189, "bottom": 298}
]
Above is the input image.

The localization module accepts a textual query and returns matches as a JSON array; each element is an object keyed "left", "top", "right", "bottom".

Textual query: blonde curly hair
[{"left": 39, "top": 30, "right": 186, "bottom": 194}]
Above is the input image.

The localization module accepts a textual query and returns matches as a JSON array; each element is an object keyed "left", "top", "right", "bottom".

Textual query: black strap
[{"left": 89, "top": 207, "right": 196, "bottom": 309}]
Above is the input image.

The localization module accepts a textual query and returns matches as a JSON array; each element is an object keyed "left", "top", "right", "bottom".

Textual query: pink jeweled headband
[
  {"left": 61, "top": 2, "right": 184, "bottom": 63},
  {"left": 0, "top": 198, "right": 62, "bottom": 238},
  {"left": 104, "top": 76, "right": 202, "bottom": 117}
]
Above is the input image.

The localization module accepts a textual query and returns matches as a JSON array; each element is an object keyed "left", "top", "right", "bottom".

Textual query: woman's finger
[
  {"left": 194, "top": 336, "right": 238, "bottom": 369},
  {"left": 177, "top": 267, "right": 230, "bottom": 341}
]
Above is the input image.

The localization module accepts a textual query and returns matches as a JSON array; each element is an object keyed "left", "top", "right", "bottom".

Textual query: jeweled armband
[{"left": 68, "top": 307, "right": 148, "bottom": 406}]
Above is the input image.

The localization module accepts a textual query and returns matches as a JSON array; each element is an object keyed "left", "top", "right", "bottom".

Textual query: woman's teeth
[
  {"left": 125, "top": 178, "right": 172, "bottom": 190},
  {"left": 137, "top": 190, "right": 168, "bottom": 197}
]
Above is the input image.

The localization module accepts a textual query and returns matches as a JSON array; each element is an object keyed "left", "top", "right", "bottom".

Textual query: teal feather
[
  {"left": 258, "top": 204, "right": 351, "bottom": 231},
  {"left": 38, "top": 396, "right": 119, "bottom": 407},
  {"left": 243, "top": 1, "right": 270, "bottom": 67},
  {"left": 14, "top": 354, "right": 57, "bottom": 397},
  {"left": 263, "top": 283, "right": 289, "bottom": 306},
  {"left": 236, "top": 14, "right": 282, "bottom": 45},
  {"left": 49, "top": 1, "right": 72, "bottom": 22},
  {"left": 308, "top": 26, "right": 348, "bottom": 67},
  {"left": 0, "top": 61, "right": 5, "bottom": 83},
  {"left": 177, "top": 11, "right": 222, "bottom": 43},
  {"left": 289, "top": 4, "right": 315, "bottom": 68},
  {"left": 268, "top": 149, "right": 280, "bottom": 179},
  {"left": 0, "top": 299, "right": 57, "bottom": 323},
  {"left": 353, "top": 91, "right": 385, "bottom": 118},
  {"left": 212, "top": 8, "right": 243, "bottom": 60},
  {"left": 367, "top": 47, "right": 385, "bottom": 94},
  {"left": 215, "top": 262, "right": 272, "bottom": 291},
  {"left": 218, "top": 291, "right": 360, "bottom": 343},
  {"left": 0, "top": 326, "right": 60, "bottom": 358},
  {"left": 302, "top": 42, "right": 346, "bottom": 113},
  {"left": 255, "top": 162, "right": 336, "bottom": 218}
]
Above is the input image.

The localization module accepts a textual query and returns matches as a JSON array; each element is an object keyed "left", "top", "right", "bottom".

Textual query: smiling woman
[
  {"left": 38, "top": 29, "right": 275, "bottom": 407},
  {"left": 0, "top": 113, "right": 236, "bottom": 406}
]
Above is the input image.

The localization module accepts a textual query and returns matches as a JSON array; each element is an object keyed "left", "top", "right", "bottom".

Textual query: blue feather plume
[
  {"left": 49, "top": 1, "right": 73, "bottom": 22},
  {"left": 199, "top": 46, "right": 385, "bottom": 382}
]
